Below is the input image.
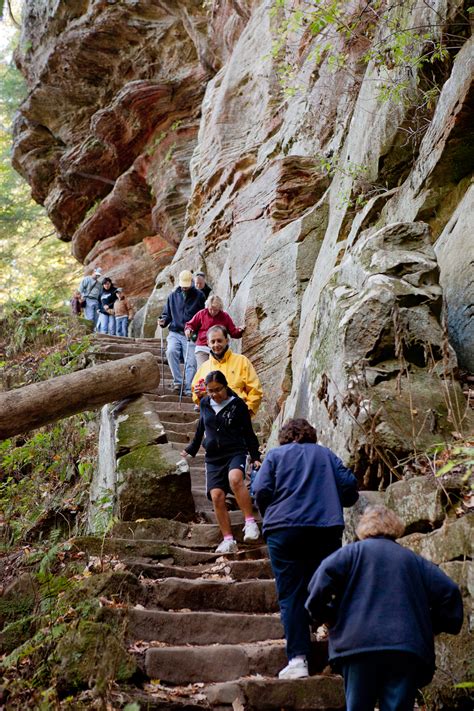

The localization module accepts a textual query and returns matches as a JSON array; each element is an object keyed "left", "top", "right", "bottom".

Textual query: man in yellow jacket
[{"left": 191, "top": 325, "right": 263, "bottom": 416}]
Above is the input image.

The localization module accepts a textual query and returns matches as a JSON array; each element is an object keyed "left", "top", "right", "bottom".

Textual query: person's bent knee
[
  {"left": 229, "top": 470, "right": 244, "bottom": 491},
  {"left": 210, "top": 488, "right": 226, "bottom": 506}
]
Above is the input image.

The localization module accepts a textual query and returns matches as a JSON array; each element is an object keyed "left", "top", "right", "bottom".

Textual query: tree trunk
[{"left": 0, "top": 352, "right": 160, "bottom": 440}]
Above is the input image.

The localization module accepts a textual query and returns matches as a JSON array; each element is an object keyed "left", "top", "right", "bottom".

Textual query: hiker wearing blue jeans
[
  {"left": 306, "top": 505, "right": 463, "bottom": 711},
  {"left": 253, "top": 418, "right": 358, "bottom": 680},
  {"left": 79, "top": 267, "right": 103, "bottom": 326},
  {"left": 158, "top": 270, "right": 205, "bottom": 395}
]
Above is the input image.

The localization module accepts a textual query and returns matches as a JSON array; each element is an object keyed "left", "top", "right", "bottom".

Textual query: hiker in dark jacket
[
  {"left": 96, "top": 277, "right": 118, "bottom": 335},
  {"left": 181, "top": 370, "right": 262, "bottom": 555},
  {"left": 253, "top": 418, "right": 358, "bottom": 680},
  {"left": 306, "top": 505, "right": 463, "bottom": 711},
  {"left": 158, "top": 270, "right": 205, "bottom": 395}
]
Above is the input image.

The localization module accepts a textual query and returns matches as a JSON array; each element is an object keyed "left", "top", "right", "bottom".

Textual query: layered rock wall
[{"left": 14, "top": 0, "right": 473, "bottom": 454}]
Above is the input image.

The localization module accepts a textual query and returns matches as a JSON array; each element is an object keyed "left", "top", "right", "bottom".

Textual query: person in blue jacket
[
  {"left": 306, "top": 505, "right": 463, "bottom": 711},
  {"left": 181, "top": 370, "right": 262, "bottom": 554},
  {"left": 158, "top": 270, "right": 205, "bottom": 395},
  {"left": 253, "top": 418, "right": 358, "bottom": 680}
]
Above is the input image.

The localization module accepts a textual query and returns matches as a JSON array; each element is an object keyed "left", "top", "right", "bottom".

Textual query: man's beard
[{"left": 211, "top": 344, "right": 228, "bottom": 360}]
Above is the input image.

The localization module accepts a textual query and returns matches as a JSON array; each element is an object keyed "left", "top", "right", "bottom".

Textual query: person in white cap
[
  {"left": 158, "top": 270, "right": 205, "bottom": 395},
  {"left": 79, "top": 267, "right": 103, "bottom": 325}
]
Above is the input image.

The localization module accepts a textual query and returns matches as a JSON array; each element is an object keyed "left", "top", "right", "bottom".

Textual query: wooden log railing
[{"left": 0, "top": 352, "right": 160, "bottom": 440}]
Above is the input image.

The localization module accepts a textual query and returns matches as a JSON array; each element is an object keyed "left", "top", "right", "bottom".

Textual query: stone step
[
  {"left": 160, "top": 410, "right": 200, "bottom": 424},
  {"left": 192, "top": 489, "right": 213, "bottom": 511},
  {"left": 144, "top": 578, "right": 278, "bottom": 613},
  {"left": 113, "top": 519, "right": 263, "bottom": 548},
  {"left": 71, "top": 537, "right": 220, "bottom": 566},
  {"left": 145, "top": 641, "right": 287, "bottom": 684},
  {"left": 149, "top": 398, "right": 197, "bottom": 414},
  {"left": 161, "top": 419, "right": 199, "bottom": 434},
  {"left": 72, "top": 537, "right": 267, "bottom": 566},
  {"left": 127, "top": 609, "right": 283, "bottom": 645},
  {"left": 147, "top": 390, "right": 193, "bottom": 404},
  {"left": 150, "top": 393, "right": 197, "bottom": 404},
  {"left": 124, "top": 557, "right": 273, "bottom": 582},
  {"left": 92, "top": 335, "right": 161, "bottom": 347},
  {"left": 205, "top": 675, "right": 345, "bottom": 710},
  {"left": 166, "top": 430, "right": 193, "bottom": 444}
]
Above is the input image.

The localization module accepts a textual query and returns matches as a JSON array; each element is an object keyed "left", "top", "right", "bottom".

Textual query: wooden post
[{"left": 0, "top": 352, "right": 160, "bottom": 440}]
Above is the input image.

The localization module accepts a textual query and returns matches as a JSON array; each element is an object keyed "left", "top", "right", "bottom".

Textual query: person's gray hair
[
  {"left": 205, "top": 294, "right": 223, "bottom": 310},
  {"left": 356, "top": 505, "right": 405, "bottom": 541}
]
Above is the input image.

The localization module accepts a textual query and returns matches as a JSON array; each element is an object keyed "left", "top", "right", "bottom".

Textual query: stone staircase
[{"left": 82, "top": 335, "right": 345, "bottom": 709}]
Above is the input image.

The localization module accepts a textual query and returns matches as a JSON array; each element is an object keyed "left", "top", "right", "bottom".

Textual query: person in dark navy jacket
[
  {"left": 306, "top": 505, "right": 463, "bottom": 711},
  {"left": 253, "top": 418, "right": 358, "bottom": 679},
  {"left": 182, "top": 370, "right": 262, "bottom": 555},
  {"left": 158, "top": 270, "right": 205, "bottom": 395}
]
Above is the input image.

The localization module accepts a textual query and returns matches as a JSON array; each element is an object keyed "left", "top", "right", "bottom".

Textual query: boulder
[
  {"left": 398, "top": 515, "right": 473, "bottom": 564},
  {"left": 385, "top": 475, "right": 447, "bottom": 534},
  {"left": 435, "top": 185, "right": 474, "bottom": 372},
  {"left": 54, "top": 620, "right": 136, "bottom": 695},
  {"left": 115, "top": 394, "right": 167, "bottom": 455},
  {"left": 343, "top": 491, "right": 384, "bottom": 544},
  {"left": 116, "top": 442, "right": 195, "bottom": 521}
]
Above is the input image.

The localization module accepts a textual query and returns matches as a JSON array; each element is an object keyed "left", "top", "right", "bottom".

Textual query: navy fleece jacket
[
  {"left": 253, "top": 442, "right": 358, "bottom": 534},
  {"left": 161, "top": 286, "right": 205, "bottom": 333},
  {"left": 306, "top": 536, "right": 463, "bottom": 686}
]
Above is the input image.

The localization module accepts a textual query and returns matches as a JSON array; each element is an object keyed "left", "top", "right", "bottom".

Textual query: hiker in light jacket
[
  {"left": 306, "top": 505, "right": 463, "bottom": 711},
  {"left": 181, "top": 370, "right": 262, "bottom": 555},
  {"left": 191, "top": 325, "right": 262, "bottom": 416},
  {"left": 253, "top": 418, "right": 358, "bottom": 680}
]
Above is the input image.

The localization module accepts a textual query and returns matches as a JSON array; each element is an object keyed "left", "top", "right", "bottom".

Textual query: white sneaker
[
  {"left": 215, "top": 538, "right": 238, "bottom": 554},
  {"left": 278, "top": 656, "right": 309, "bottom": 679},
  {"left": 243, "top": 520, "right": 260, "bottom": 542}
]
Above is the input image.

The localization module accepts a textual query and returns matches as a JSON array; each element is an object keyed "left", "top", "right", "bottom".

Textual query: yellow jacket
[{"left": 192, "top": 348, "right": 263, "bottom": 416}]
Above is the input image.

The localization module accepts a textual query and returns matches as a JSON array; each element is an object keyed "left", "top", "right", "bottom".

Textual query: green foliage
[
  {"left": 0, "top": 303, "right": 96, "bottom": 546},
  {"left": 0, "top": 296, "right": 91, "bottom": 357},
  {"left": 0, "top": 24, "right": 81, "bottom": 305},
  {"left": 433, "top": 442, "right": 474, "bottom": 484},
  {"left": 269, "top": 0, "right": 463, "bottom": 105}
]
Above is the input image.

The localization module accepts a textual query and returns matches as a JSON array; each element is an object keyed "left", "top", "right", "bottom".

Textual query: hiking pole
[
  {"left": 160, "top": 327, "right": 165, "bottom": 393},
  {"left": 179, "top": 338, "right": 190, "bottom": 407}
]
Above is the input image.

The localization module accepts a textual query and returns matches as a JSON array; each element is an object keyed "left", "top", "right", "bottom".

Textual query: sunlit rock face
[{"left": 13, "top": 0, "right": 472, "bottom": 418}]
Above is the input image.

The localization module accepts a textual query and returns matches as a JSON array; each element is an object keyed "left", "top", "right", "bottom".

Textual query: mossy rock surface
[
  {"left": 0, "top": 573, "right": 38, "bottom": 627},
  {"left": 55, "top": 620, "right": 137, "bottom": 695},
  {"left": 64, "top": 569, "right": 141, "bottom": 607},
  {"left": 115, "top": 395, "right": 166, "bottom": 454},
  {"left": 0, "top": 614, "right": 37, "bottom": 655},
  {"left": 117, "top": 444, "right": 195, "bottom": 521}
]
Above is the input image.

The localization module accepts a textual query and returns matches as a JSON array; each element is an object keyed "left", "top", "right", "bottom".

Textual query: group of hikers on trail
[
  {"left": 71, "top": 267, "right": 134, "bottom": 337},
  {"left": 157, "top": 269, "right": 464, "bottom": 709}
]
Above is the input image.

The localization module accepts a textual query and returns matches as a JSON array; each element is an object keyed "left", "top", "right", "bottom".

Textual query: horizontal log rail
[{"left": 0, "top": 352, "right": 160, "bottom": 440}]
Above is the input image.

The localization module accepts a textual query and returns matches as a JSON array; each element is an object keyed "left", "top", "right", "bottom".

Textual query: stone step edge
[{"left": 204, "top": 674, "right": 345, "bottom": 709}]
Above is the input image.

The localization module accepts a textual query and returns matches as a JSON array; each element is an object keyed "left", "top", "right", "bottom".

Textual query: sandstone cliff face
[{"left": 13, "top": 0, "right": 473, "bottom": 456}]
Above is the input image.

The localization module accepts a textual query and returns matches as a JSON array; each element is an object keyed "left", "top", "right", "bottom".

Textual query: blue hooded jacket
[
  {"left": 305, "top": 536, "right": 463, "bottom": 686},
  {"left": 161, "top": 286, "right": 205, "bottom": 333},
  {"left": 253, "top": 442, "right": 358, "bottom": 534}
]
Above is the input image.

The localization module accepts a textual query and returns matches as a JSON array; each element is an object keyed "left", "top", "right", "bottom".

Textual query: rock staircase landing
[{"left": 85, "top": 334, "right": 345, "bottom": 710}]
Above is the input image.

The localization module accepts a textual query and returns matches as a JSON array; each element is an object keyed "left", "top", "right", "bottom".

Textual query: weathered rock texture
[
  {"left": 89, "top": 394, "right": 194, "bottom": 530},
  {"left": 12, "top": 3, "right": 474, "bottom": 702},
  {"left": 13, "top": 0, "right": 473, "bottom": 386}
]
